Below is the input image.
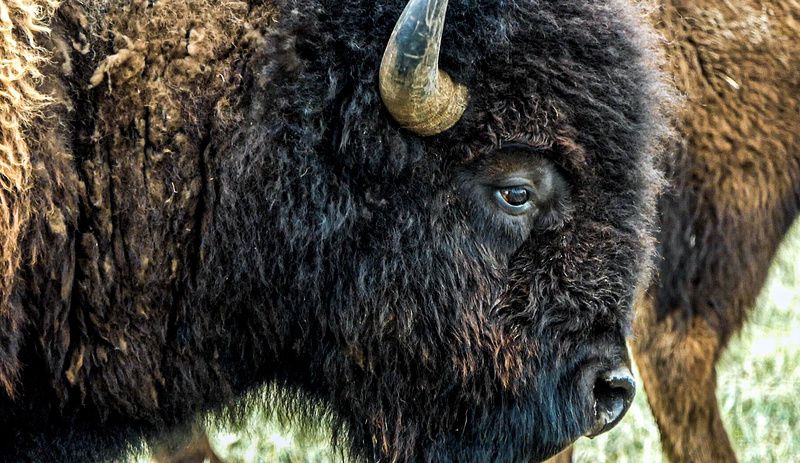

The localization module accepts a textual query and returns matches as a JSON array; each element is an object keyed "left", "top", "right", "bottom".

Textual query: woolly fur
[{"left": 0, "top": 0, "right": 58, "bottom": 395}]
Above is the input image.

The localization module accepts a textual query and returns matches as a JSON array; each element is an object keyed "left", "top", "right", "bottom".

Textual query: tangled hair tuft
[{"left": 0, "top": 0, "right": 58, "bottom": 395}]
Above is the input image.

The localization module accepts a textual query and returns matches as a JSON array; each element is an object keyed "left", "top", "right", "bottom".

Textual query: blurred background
[{"left": 137, "top": 220, "right": 800, "bottom": 462}]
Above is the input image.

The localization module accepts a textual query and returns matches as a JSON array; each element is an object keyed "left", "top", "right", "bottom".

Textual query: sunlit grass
[
  {"left": 138, "top": 221, "right": 800, "bottom": 462},
  {"left": 209, "top": 408, "right": 336, "bottom": 463}
]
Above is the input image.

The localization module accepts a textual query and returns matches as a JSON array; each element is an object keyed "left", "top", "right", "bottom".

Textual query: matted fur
[{"left": 0, "top": 0, "right": 58, "bottom": 395}]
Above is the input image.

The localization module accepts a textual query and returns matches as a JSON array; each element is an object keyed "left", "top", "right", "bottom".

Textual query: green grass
[
  {"left": 140, "top": 220, "right": 800, "bottom": 462},
  {"left": 208, "top": 408, "right": 337, "bottom": 463}
]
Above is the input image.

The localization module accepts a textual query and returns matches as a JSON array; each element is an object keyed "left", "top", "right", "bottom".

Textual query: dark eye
[
  {"left": 494, "top": 186, "right": 533, "bottom": 214},
  {"left": 499, "top": 187, "right": 529, "bottom": 206}
]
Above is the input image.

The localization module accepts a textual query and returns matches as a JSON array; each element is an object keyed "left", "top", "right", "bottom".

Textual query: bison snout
[{"left": 585, "top": 366, "right": 636, "bottom": 438}]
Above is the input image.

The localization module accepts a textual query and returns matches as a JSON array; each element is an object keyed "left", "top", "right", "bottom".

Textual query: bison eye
[
  {"left": 456, "top": 146, "right": 569, "bottom": 253},
  {"left": 495, "top": 186, "right": 533, "bottom": 214}
]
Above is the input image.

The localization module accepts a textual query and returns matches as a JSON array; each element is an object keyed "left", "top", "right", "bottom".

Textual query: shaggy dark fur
[{"left": 0, "top": 0, "right": 671, "bottom": 461}]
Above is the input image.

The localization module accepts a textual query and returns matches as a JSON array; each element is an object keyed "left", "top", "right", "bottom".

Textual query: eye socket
[{"left": 494, "top": 186, "right": 534, "bottom": 215}]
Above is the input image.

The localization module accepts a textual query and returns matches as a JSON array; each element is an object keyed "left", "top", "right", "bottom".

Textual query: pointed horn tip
[{"left": 378, "top": 0, "right": 469, "bottom": 137}]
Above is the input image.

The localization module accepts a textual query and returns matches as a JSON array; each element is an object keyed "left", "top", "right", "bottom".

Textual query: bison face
[{"left": 204, "top": 0, "right": 669, "bottom": 461}]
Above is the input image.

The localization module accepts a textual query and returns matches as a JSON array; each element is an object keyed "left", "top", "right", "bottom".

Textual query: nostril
[
  {"left": 599, "top": 367, "right": 636, "bottom": 404},
  {"left": 587, "top": 367, "right": 636, "bottom": 438}
]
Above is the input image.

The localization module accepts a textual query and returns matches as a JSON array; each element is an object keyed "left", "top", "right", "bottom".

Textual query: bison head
[{"left": 200, "top": 0, "right": 670, "bottom": 461}]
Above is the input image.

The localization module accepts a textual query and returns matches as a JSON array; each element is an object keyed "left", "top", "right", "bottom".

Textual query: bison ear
[{"left": 379, "top": 0, "right": 469, "bottom": 136}]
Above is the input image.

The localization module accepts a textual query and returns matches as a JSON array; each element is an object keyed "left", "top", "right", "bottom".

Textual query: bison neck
[{"left": 2, "top": 1, "right": 290, "bottom": 461}]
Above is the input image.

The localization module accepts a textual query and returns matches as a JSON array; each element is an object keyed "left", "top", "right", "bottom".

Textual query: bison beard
[{"left": 0, "top": 0, "right": 672, "bottom": 462}]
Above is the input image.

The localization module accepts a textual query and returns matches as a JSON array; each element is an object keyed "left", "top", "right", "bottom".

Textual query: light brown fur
[
  {"left": 0, "top": 0, "right": 59, "bottom": 395},
  {"left": 639, "top": 2, "right": 800, "bottom": 461},
  {"left": 150, "top": 429, "right": 224, "bottom": 463},
  {"left": 543, "top": 447, "right": 574, "bottom": 463},
  {"left": 633, "top": 298, "right": 737, "bottom": 462}
]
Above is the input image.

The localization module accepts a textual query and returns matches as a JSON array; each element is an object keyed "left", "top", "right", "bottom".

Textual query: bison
[
  {"left": 634, "top": 1, "right": 800, "bottom": 462},
  {"left": 0, "top": 0, "right": 673, "bottom": 461},
  {"left": 163, "top": 1, "right": 800, "bottom": 462}
]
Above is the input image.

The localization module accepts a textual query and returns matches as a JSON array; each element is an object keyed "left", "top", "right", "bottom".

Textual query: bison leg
[
  {"left": 150, "top": 429, "right": 225, "bottom": 463},
  {"left": 543, "top": 446, "right": 574, "bottom": 463},
  {"left": 632, "top": 301, "right": 737, "bottom": 463}
]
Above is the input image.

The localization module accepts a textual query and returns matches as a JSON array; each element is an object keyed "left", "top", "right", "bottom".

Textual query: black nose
[{"left": 586, "top": 367, "right": 636, "bottom": 438}]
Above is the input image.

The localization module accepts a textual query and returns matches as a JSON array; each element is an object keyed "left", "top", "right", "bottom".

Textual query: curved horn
[{"left": 380, "top": 0, "right": 469, "bottom": 136}]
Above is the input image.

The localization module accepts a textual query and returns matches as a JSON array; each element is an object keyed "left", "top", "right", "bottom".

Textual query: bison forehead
[{"left": 245, "top": 0, "right": 672, "bottom": 197}]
